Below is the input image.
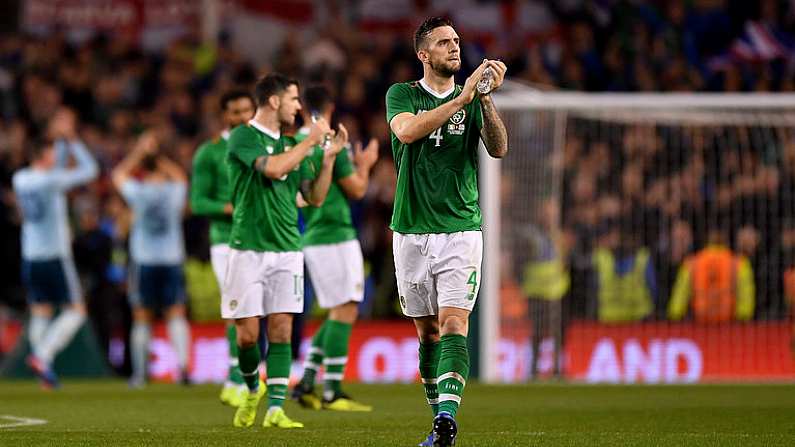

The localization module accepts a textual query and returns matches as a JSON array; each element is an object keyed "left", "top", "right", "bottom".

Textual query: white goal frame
[{"left": 478, "top": 89, "right": 795, "bottom": 383}]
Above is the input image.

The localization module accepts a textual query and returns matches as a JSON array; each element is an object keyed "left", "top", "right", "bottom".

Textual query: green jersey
[
  {"left": 190, "top": 133, "right": 232, "bottom": 246},
  {"left": 290, "top": 130, "right": 357, "bottom": 246},
  {"left": 385, "top": 80, "right": 484, "bottom": 234},
  {"left": 226, "top": 121, "right": 316, "bottom": 252}
]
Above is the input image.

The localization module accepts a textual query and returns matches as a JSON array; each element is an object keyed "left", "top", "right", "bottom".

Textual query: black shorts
[{"left": 21, "top": 257, "right": 82, "bottom": 305}]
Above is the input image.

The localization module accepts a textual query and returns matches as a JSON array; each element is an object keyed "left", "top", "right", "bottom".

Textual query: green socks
[
  {"left": 238, "top": 343, "right": 261, "bottom": 392},
  {"left": 226, "top": 325, "right": 244, "bottom": 385},
  {"left": 266, "top": 343, "right": 292, "bottom": 408},
  {"left": 302, "top": 320, "right": 328, "bottom": 387},
  {"left": 437, "top": 334, "right": 469, "bottom": 418},
  {"left": 322, "top": 320, "right": 352, "bottom": 400},
  {"left": 419, "top": 340, "right": 441, "bottom": 416}
]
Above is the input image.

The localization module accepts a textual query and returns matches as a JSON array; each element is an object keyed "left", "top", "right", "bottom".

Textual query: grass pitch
[{"left": 1, "top": 381, "right": 794, "bottom": 446}]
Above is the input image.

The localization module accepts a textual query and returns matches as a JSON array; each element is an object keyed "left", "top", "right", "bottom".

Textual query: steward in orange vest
[{"left": 668, "top": 229, "right": 754, "bottom": 323}]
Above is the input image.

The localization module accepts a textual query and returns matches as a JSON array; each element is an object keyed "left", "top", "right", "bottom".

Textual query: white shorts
[
  {"left": 210, "top": 244, "right": 230, "bottom": 289},
  {"left": 393, "top": 231, "right": 483, "bottom": 318},
  {"left": 221, "top": 248, "right": 304, "bottom": 319},
  {"left": 304, "top": 239, "right": 364, "bottom": 309}
]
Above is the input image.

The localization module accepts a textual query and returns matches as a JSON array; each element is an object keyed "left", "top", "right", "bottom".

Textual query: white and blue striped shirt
[{"left": 12, "top": 140, "right": 98, "bottom": 261}]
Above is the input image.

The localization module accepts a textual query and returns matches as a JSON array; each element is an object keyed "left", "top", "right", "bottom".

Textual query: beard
[
  {"left": 430, "top": 58, "right": 460, "bottom": 78},
  {"left": 278, "top": 110, "right": 296, "bottom": 128}
]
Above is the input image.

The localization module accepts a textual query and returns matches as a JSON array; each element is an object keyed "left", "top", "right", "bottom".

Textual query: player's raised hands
[
  {"left": 326, "top": 123, "right": 349, "bottom": 158},
  {"left": 459, "top": 60, "right": 490, "bottom": 105},
  {"left": 354, "top": 138, "right": 379, "bottom": 170},
  {"left": 307, "top": 117, "right": 332, "bottom": 146},
  {"left": 138, "top": 131, "right": 159, "bottom": 155},
  {"left": 485, "top": 59, "right": 507, "bottom": 92},
  {"left": 48, "top": 108, "right": 78, "bottom": 140}
]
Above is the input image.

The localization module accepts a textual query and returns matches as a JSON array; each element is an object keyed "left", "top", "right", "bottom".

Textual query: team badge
[
  {"left": 229, "top": 300, "right": 238, "bottom": 311},
  {"left": 450, "top": 109, "right": 466, "bottom": 125},
  {"left": 448, "top": 110, "right": 466, "bottom": 135}
]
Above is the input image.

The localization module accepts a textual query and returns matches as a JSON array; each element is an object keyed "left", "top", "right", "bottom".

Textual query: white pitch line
[{"left": 0, "top": 415, "right": 48, "bottom": 429}]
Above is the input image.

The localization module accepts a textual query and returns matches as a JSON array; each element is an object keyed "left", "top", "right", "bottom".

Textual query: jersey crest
[{"left": 448, "top": 109, "right": 467, "bottom": 135}]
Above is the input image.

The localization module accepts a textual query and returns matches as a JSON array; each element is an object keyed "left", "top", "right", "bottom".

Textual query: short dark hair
[
  {"left": 303, "top": 85, "right": 333, "bottom": 114},
  {"left": 414, "top": 16, "right": 453, "bottom": 53},
  {"left": 30, "top": 136, "right": 54, "bottom": 161},
  {"left": 220, "top": 89, "right": 254, "bottom": 111},
  {"left": 141, "top": 154, "right": 159, "bottom": 172},
  {"left": 253, "top": 73, "right": 299, "bottom": 107}
]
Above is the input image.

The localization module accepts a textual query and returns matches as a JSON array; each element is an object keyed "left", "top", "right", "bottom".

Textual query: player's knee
[
  {"left": 414, "top": 317, "right": 440, "bottom": 343},
  {"left": 266, "top": 324, "right": 291, "bottom": 343},
  {"left": 419, "top": 331, "right": 440, "bottom": 344},
  {"left": 236, "top": 330, "right": 258, "bottom": 348},
  {"left": 165, "top": 304, "right": 186, "bottom": 320},
  {"left": 132, "top": 307, "right": 152, "bottom": 323},
  {"left": 330, "top": 302, "right": 358, "bottom": 323},
  {"left": 67, "top": 302, "right": 87, "bottom": 316},
  {"left": 440, "top": 315, "right": 468, "bottom": 336}
]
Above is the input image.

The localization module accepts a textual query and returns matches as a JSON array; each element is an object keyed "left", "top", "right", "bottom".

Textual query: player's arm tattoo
[{"left": 480, "top": 96, "right": 508, "bottom": 158}]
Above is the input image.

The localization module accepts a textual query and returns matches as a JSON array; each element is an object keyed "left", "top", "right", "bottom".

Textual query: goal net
[{"left": 478, "top": 87, "right": 795, "bottom": 384}]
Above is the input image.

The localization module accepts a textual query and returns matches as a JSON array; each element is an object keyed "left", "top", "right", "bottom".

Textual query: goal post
[{"left": 478, "top": 88, "right": 795, "bottom": 384}]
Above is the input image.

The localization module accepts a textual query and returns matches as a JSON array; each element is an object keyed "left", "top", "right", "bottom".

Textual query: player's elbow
[
  {"left": 489, "top": 145, "right": 508, "bottom": 159},
  {"left": 396, "top": 132, "right": 418, "bottom": 144},
  {"left": 393, "top": 125, "right": 420, "bottom": 144},
  {"left": 263, "top": 164, "right": 287, "bottom": 180},
  {"left": 345, "top": 184, "right": 367, "bottom": 200},
  {"left": 348, "top": 188, "right": 366, "bottom": 200},
  {"left": 84, "top": 164, "right": 99, "bottom": 181},
  {"left": 306, "top": 195, "right": 325, "bottom": 207},
  {"left": 111, "top": 173, "right": 124, "bottom": 190}
]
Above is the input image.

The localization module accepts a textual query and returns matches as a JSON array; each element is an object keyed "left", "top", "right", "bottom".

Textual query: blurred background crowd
[{"left": 2, "top": 0, "right": 795, "bottom": 371}]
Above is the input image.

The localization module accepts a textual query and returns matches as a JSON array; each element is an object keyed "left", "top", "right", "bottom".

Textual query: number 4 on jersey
[
  {"left": 429, "top": 127, "right": 443, "bottom": 147},
  {"left": 466, "top": 271, "right": 477, "bottom": 300}
]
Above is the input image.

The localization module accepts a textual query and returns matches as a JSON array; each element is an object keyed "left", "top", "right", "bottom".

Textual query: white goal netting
[{"left": 480, "top": 88, "right": 795, "bottom": 383}]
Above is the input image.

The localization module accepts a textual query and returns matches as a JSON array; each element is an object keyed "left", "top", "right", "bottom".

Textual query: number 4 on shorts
[{"left": 466, "top": 271, "right": 477, "bottom": 300}]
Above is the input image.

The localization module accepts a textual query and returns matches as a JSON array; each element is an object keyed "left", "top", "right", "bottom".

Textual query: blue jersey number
[
  {"left": 18, "top": 192, "right": 46, "bottom": 222},
  {"left": 143, "top": 204, "right": 168, "bottom": 236}
]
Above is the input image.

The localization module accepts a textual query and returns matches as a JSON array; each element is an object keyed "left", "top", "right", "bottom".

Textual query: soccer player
[
  {"left": 112, "top": 131, "right": 191, "bottom": 388},
  {"left": 13, "top": 109, "right": 98, "bottom": 388},
  {"left": 191, "top": 90, "right": 255, "bottom": 406},
  {"left": 385, "top": 17, "right": 508, "bottom": 447},
  {"left": 223, "top": 73, "right": 347, "bottom": 429},
  {"left": 290, "top": 85, "right": 379, "bottom": 411}
]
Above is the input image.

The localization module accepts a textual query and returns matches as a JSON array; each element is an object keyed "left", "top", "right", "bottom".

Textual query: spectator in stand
[
  {"left": 590, "top": 219, "right": 658, "bottom": 324},
  {"left": 518, "top": 198, "right": 568, "bottom": 379},
  {"left": 669, "top": 225, "right": 755, "bottom": 323}
]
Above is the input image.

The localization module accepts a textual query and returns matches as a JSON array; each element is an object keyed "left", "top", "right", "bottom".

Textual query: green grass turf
[{"left": 1, "top": 381, "right": 795, "bottom": 446}]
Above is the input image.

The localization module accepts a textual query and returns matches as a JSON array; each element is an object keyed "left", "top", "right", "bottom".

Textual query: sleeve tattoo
[{"left": 480, "top": 97, "right": 508, "bottom": 158}]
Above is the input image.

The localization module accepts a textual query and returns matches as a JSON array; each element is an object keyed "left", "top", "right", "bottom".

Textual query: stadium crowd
[{"left": 2, "top": 0, "right": 795, "bottom": 369}]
